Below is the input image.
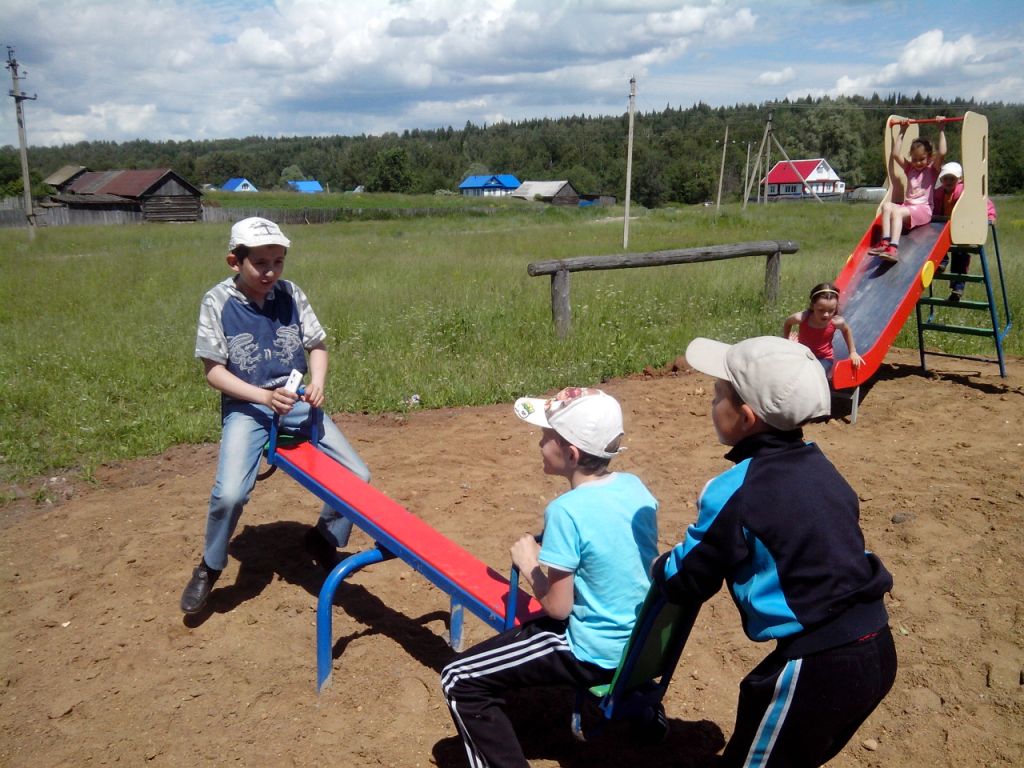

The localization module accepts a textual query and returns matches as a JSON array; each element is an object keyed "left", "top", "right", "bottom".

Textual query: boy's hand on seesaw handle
[
  {"left": 301, "top": 381, "right": 325, "bottom": 409},
  {"left": 511, "top": 533, "right": 541, "bottom": 573},
  {"left": 268, "top": 387, "right": 300, "bottom": 415},
  {"left": 268, "top": 368, "right": 304, "bottom": 415}
]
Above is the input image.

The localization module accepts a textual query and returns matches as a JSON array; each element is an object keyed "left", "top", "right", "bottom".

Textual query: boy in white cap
[
  {"left": 180, "top": 217, "right": 371, "bottom": 615},
  {"left": 654, "top": 336, "right": 896, "bottom": 767},
  {"left": 933, "top": 161, "right": 998, "bottom": 301},
  {"left": 441, "top": 387, "right": 659, "bottom": 767}
]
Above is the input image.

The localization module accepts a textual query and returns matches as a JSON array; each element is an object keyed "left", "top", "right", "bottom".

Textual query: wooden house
[
  {"left": 222, "top": 177, "right": 259, "bottom": 192},
  {"left": 762, "top": 159, "right": 845, "bottom": 199},
  {"left": 51, "top": 168, "right": 202, "bottom": 222},
  {"left": 287, "top": 180, "right": 324, "bottom": 193},
  {"left": 458, "top": 174, "right": 521, "bottom": 197}
]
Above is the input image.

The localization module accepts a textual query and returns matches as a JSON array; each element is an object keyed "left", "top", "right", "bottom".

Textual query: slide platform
[{"left": 829, "top": 218, "right": 951, "bottom": 390}]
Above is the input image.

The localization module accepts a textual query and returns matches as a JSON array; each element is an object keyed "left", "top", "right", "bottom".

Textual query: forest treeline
[{"left": 2, "top": 94, "right": 1022, "bottom": 207}]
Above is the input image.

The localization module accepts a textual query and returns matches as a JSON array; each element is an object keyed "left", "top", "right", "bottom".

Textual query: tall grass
[{"left": 2, "top": 198, "right": 1021, "bottom": 489}]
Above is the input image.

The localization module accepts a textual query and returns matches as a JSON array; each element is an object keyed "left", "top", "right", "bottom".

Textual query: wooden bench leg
[{"left": 317, "top": 547, "right": 389, "bottom": 693}]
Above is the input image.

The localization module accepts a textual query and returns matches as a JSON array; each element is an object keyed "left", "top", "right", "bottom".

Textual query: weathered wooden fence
[
  {"left": 0, "top": 203, "right": 509, "bottom": 228},
  {"left": 527, "top": 240, "right": 799, "bottom": 337}
]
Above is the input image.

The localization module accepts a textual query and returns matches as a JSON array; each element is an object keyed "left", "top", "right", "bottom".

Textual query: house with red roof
[{"left": 762, "top": 159, "right": 845, "bottom": 200}]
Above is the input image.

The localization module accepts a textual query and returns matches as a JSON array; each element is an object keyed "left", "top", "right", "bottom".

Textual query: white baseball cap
[
  {"left": 229, "top": 217, "right": 291, "bottom": 250},
  {"left": 936, "top": 161, "right": 963, "bottom": 186},
  {"left": 513, "top": 387, "right": 624, "bottom": 458},
  {"left": 685, "top": 336, "right": 831, "bottom": 431}
]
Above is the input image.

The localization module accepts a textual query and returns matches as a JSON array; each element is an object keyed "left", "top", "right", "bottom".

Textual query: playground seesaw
[{"left": 266, "top": 409, "right": 699, "bottom": 737}]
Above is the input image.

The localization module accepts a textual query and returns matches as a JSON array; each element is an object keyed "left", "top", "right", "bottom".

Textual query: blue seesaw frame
[{"left": 265, "top": 412, "right": 544, "bottom": 692}]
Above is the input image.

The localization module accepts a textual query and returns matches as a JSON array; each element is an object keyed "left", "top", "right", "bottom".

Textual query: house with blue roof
[
  {"left": 222, "top": 177, "right": 259, "bottom": 192},
  {"left": 458, "top": 174, "right": 521, "bottom": 197},
  {"left": 287, "top": 180, "right": 325, "bottom": 194}
]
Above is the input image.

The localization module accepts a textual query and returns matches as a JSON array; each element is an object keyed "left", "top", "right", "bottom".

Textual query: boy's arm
[
  {"left": 201, "top": 358, "right": 298, "bottom": 415},
  {"left": 653, "top": 476, "right": 743, "bottom": 605},
  {"left": 303, "top": 344, "right": 328, "bottom": 409},
  {"left": 511, "top": 534, "right": 574, "bottom": 619}
]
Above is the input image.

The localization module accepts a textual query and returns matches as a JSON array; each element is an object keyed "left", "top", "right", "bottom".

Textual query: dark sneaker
[
  {"left": 948, "top": 290, "right": 963, "bottom": 303},
  {"left": 180, "top": 564, "right": 218, "bottom": 614},
  {"left": 631, "top": 703, "right": 669, "bottom": 744},
  {"left": 303, "top": 527, "right": 341, "bottom": 573}
]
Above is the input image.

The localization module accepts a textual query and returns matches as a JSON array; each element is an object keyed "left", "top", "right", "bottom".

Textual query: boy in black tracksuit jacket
[{"left": 656, "top": 336, "right": 897, "bottom": 768}]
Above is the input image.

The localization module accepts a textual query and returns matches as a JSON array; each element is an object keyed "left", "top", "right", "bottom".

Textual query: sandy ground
[{"left": 1, "top": 347, "right": 1022, "bottom": 767}]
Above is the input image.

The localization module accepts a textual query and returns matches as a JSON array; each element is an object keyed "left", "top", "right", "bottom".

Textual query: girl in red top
[{"left": 783, "top": 282, "right": 863, "bottom": 378}]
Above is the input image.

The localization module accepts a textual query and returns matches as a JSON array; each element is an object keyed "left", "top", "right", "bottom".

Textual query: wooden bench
[{"left": 266, "top": 419, "right": 544, "bottom": 692}]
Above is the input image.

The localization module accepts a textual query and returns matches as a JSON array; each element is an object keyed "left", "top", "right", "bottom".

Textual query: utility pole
[
  {"left": 6, "top": 46, "right": 37, "bottom": 240},
  {"left": 622, "top": 76, "right": 636, "bottom": 250},
  {"left": 743, "top": 114, "right": 772, "bottom": 210},
  {"left": 715, "top": 124, "right": 729, "bottom": 211},
  {"left": 742, "top": 140, "right": 752, "bottom": 204}
]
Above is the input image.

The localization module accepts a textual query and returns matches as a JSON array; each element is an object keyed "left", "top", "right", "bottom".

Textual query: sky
[{"left": 3, "top": 0, "right": 1023, "bottom": 148}]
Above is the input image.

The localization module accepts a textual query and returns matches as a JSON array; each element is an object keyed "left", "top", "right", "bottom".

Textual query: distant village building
[
  {"left": 222, "top": 177, "right": 259, "bottom": 192},
  {"left": 49, "top": 168, "right": 202, "bottom": 222},
  {"left": 511, "top": 180, "right": 580, "bottom": 206},
  {"left": 43, "top": 165, "right": 88, "bottom": 192},
  {"left": 287, "top": 180, "right": 324, "bottom": 193},
  {"left": 458, "top": 174, "right": 521, "bottom": 197},
  {"left": 762, "top": 159, "right": 845, "bottom": 199}
]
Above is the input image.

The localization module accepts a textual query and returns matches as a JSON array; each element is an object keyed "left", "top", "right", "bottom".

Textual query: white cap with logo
[
  {"left": 685, "top": 336, "right": 831, "bottom": 431},
  {"left": 229, "top": 217, "right": 291, "bottom": 250},
  {"left": 936, "top": 161, "right": 963, "bottom": 186},
  {"left": 513, "top": 387, "right": 624, "bottom": 458}
]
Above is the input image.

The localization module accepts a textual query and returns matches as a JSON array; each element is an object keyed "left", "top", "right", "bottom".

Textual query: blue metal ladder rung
[{"left": 915, "top": 223, "right": 1011, "bottom": 378}]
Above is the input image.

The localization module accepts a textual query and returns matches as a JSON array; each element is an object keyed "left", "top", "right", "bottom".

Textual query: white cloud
[
  {"left": 830, "top": 29, "right": 1023, "bottom": 98},
  {"left": 2, "top": 1, "right": 1021, "bottom": 147},
  {"left": 756, "top": 67, "right": 795, "bottom": 86}
]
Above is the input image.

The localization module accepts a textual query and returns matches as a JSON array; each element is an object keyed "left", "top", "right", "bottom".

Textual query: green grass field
[{"left": 2, "top": 198, "right": 1021, "bottom": 493}]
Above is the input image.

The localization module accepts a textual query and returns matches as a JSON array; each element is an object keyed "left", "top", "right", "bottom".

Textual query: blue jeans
[{"left": 202, "top": 400, "right": 371, "bottom": 570}]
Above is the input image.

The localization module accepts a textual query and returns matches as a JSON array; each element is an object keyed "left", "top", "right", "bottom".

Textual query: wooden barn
[
  {"left": 50, "top": 168, "right": 202, "bottom": 222},
  {"left": 511, "top": 180, "right": 580, "bottom": 205},
  {"left": 42, "top": 164, "right": 88, "bottom": 192}
]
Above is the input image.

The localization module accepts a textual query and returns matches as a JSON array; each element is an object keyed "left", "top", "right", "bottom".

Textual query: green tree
[
  {"left": 279, "top": 164, "right": 306, "bottom": 188},
  {"left": 368, "top": 147, "right": 412, "bottom": 193}
]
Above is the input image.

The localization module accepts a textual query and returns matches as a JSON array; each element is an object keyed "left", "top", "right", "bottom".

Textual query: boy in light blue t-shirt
[{"left": 441, "top": 387, "right": 659, "bottom": 767}]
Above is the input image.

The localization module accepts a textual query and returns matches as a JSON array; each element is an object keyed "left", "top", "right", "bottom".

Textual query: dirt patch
[{"left": 1, "top": 347, "right": 1022, "bottom": 767}]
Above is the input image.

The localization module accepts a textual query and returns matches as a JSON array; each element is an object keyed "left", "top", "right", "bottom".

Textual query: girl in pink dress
[
  {"left": 869, "top": 118, "right": 947, "bottom": 263},
  {"left": 783, "top": 282, "right": 863, "bottom": 379}
]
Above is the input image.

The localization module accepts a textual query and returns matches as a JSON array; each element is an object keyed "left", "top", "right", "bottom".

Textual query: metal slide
[{"left": 828, "top": 217, "right": 951, "bottom": 390}]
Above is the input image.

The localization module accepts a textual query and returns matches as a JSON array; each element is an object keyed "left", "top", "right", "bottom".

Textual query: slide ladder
[{"left": 915, "top": 222, "right": 1012, "bottom": 377}]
